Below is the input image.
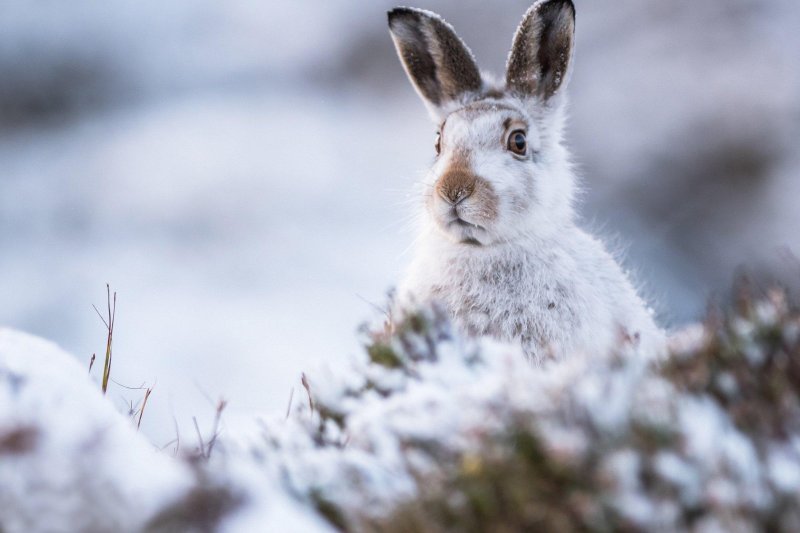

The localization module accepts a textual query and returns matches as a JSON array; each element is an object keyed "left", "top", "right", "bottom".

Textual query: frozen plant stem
[
  {"left": 301, "top": 373, "right": 314, "bottom": 412},
  {"left": 205, "top": 399, "right": 227, "bottom": 459},
  {"left": 193, "top": 416, "right": 205, "bottom": 458},
  {"left": 192, "top": 399, "right": 228, "bottom": 460},
  {"left": 137, "top": 387, "right": 152, "bottom": 430},
  {"left": 93, "top": 284, "right": 116, "bottom": 395}
]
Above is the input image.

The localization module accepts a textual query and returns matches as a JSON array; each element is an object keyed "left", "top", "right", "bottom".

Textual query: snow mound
[
  {"left": 0, "top": 328, "right": 327, "bottom": 533},
  {"left": 0, "top": 328, "right": 192, "bottom": 531}
]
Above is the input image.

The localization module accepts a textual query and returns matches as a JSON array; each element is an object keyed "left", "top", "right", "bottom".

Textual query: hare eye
[
  {"left": 507, "top": 130, "right": 527, "bottom": 156},
  {"left": 435, "top": 132, "right": 441, "bottom": 155}
]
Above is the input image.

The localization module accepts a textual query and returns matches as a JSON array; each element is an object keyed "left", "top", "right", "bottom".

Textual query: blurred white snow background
[{"left": 0, "top": 0, "right": 798, "bottom": 444}]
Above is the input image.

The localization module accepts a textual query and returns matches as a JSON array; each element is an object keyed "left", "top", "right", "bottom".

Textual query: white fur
[
  {"left": 399, "top": 222, "right": 665, "bottom": 363},
  {"left": 392, "top": 2, "right": 665, "bottom": 362}
]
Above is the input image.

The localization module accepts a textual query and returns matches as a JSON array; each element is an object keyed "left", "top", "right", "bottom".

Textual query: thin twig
[
  {"left": 110, "top": 378, "right": 148, "bottom": 390},
  {"left": 301, "top": 373, "right": 314, "bottom": 413},
  {"left": 125, "top": 397, "right": 139, "bottom": 417},
  {"left": 205, "top": 399, "right": 227, "bottom": 459},
  {"left": 172, "top": 417, "right": 181, "bottom": 456},
  {"left": 97, "top": 284, "right": 116, "bottom": 395},
  {"left": 193, "top": 416, "right": 205, "bottom": 458},
  {"left": 356, "top": 293, "right": 391, "bottom": 321},
  {"left": 137, "top": 387, "right": 153, "bottom": 430},
  {"left": 160, "top": 438, "right": 178, "bottom": 451},
  {"left": 285, "top": 387, "right": 295, "bottom": 420},
  {"left": 92, "top": 305, "right": 109, "bottom": 330}
]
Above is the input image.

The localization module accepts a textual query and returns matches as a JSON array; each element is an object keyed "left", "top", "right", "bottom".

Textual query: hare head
[{"left": 389, "top": 0, "right": 576, "bottom": 246}]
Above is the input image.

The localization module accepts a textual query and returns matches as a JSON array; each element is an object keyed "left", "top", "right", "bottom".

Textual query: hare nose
[
  {"left": 437, "top": 170, "right": 476, "bottom": 205},
  {"left": 439, "top": 187, "right": 472, "bottom": 206}
]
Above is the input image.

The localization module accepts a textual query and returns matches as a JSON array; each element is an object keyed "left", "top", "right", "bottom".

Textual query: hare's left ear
[
  {"left": 506, "top": 0, "right": 575, "bottom": 104},
  {"left": 388, "top": 8, "right": 483, "bottom": 121}
]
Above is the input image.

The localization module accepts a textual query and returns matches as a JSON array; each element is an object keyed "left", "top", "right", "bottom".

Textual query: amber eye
[
  {"left": 507, "top": 130, "right": 527, "bottom": 156},
  {"left": 434, "top": 132, "right": 441, "bottom": 155}
]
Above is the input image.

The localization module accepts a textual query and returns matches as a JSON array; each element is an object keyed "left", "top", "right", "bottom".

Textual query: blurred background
[{"left": 1, "top": 0, "right": 798, "bottom": 444}]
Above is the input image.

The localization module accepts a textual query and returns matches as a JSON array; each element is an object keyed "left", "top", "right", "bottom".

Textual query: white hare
[{"left": 389, "top": 0, "right": 664, "bottom": 362}]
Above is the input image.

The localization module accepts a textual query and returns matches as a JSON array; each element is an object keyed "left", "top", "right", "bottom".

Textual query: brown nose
[{"left": 436, "top": 169, "right": 476, "bottom": 205}]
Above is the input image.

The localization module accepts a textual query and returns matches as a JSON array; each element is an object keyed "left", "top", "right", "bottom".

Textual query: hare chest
[{"left": 400, "top": 236, "right": 638, "bottom": 362}]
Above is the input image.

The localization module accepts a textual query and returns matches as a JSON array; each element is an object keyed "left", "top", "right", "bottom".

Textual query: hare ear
[
  {"left": 506, "top": 0, "right": 575, "bottom": 103},
  {"left": 388, "top": 8, "right": 483, "bottom": 120}
]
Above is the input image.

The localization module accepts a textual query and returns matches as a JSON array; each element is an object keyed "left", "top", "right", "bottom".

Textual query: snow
[
  {"left": 768, "top": 442, "right": 800, "bottom": 494},
  {"left": 0, "top": 328, "right": 191, "bottom": 532},
  {"left": 2, "top": 289, "right": 800, "bottom": 529},
  {"left": 0, "top": 327, "right": 333, "bottom": 532},
  {"left": 209, "top": 454, "right": 333, "bottom": 533},
  {"left": 654, "top": 452, "right": 701, "bottom": 505},
  {"left": 1, "top": 0, "right": 798, "bottom": 449},
  {"left": 1, "top": 0, "right": 799, "bottom": 529}
]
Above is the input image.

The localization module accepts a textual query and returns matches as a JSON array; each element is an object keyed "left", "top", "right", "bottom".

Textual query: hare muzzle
[{"left": 432, "top": 153, "right": 499, "bottom": 243}]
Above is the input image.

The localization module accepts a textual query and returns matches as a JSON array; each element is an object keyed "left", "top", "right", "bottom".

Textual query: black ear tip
[
  {"left": 539, "top": 0, "right": 574, "bottom": 7},
  {"left": 388, "top": 7, "right": 420, "bottom": 28},
  {"left": 539, "top": 0, "right": 575, "bottom": 16}
]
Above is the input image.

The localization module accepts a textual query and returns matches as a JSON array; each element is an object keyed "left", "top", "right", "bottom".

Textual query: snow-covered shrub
[
  {"left": 3, "top": 285, "right": 800, "bottom": 532},
  {"left": 254, "top": 289, "right": 800, "bottom": 532}
]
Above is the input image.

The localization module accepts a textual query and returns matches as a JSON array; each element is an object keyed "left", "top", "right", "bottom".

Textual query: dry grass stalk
[
  {"left": 137, "top": 387, "right": 153, "bottom": 430},
  {"left": 92, "top": 284, "right": 116, "bottom": 395},
  {"left": 192, "top": 399, "right": 228, "bottom": 460}
]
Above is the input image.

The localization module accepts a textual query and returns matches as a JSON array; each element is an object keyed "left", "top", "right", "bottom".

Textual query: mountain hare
[{"left": 389, "top": 0, "right": 664, "bottom": 362}]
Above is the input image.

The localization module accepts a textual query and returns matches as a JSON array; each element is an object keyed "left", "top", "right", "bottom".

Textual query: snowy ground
[
  {"left": 3, "top": 291, "right": 799, "bottom": 531},
  {"left": 0, "top": 327, "right": 330, "bottom": 532},
  {"left": 1, "top": 0, "right": 798, "bottom": 446}
]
